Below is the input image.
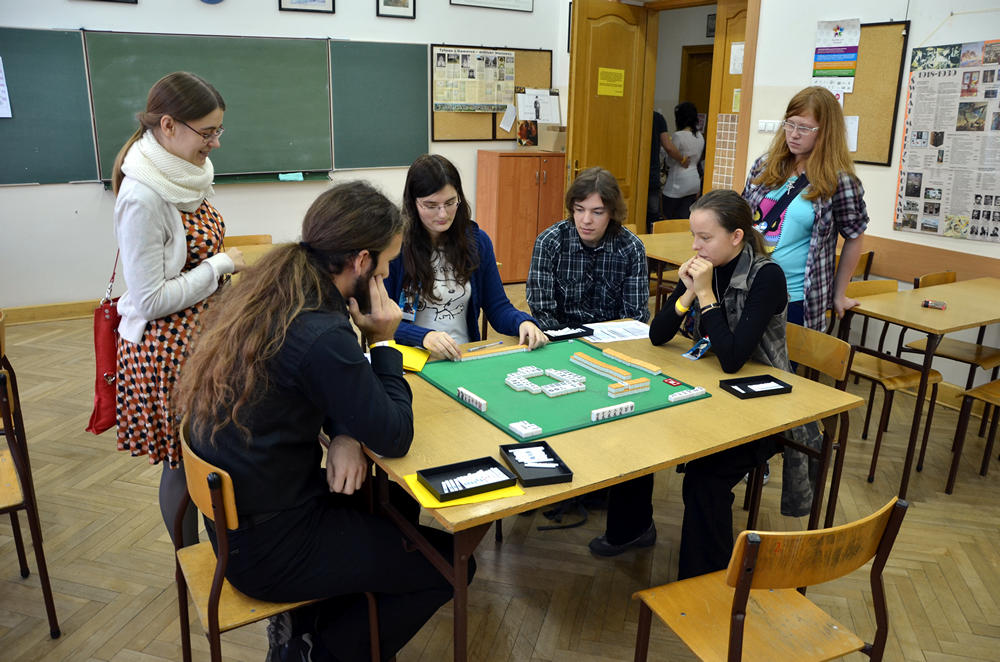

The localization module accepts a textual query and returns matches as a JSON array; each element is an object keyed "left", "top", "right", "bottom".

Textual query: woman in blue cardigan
[{"left": 385, "top": 154, "right": 547, "bottom": 359}]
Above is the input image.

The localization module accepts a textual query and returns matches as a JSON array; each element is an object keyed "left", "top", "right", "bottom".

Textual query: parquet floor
[{"left": 2, "top": 294, "right": 999, "bottom": 661}]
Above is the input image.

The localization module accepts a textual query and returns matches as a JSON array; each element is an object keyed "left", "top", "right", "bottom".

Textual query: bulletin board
[
  {"left": 844, "top": 21, "right": 909, "bottom": 166},
  {"left": 431, "top": 45, "right": 552, "bottom": 141}
]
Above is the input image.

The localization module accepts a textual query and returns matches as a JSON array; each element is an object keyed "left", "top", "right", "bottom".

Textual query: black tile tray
[
  {"left": 718, "top": 374, "right": 793, "bottom": 399},
  {"left": 542, "top": 324, "right": 593, "bottom": 341},
  {"left": 499, "top": 440, "right": 573, "bottom": 487},
  {"left": 416, "top": 456, "right": 517, "bottom": 502}
]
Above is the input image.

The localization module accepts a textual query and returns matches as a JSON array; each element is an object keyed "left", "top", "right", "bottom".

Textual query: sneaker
[
  {"left": 742, "top": 461, "right": 770, "bottom": 486},
  {"left": 266, "top": 613, "right": 315, "bottom": 662},
  {"left": 588, "top": 522, "right": 657, "bottom": 557}
]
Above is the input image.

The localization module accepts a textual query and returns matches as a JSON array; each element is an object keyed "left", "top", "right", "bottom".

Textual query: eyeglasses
[
  {"left": 179, "top": 120, "right": 225, "bottom": 142},
  {"left": 782, "top": 121, "right": 819, "bottom": 135},
  {"left": 417, "top": 198, "right": 461, "bottom": 213}
]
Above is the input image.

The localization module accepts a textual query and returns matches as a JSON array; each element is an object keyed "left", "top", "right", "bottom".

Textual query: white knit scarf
[{"left": 121, "top": 131, "right": 215, "bottom": 212}]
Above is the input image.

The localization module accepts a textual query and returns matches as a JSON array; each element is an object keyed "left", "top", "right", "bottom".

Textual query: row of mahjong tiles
[{"left": 419, "top": 339, "right": 711, "bottom": 442}]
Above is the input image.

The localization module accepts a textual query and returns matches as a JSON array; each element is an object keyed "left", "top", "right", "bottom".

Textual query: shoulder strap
[
  {"left": 760, "top": 173, "right": 810, "bottom": 233},
  {"left": 102, "top": 251, "right": 120, "bottom": 304}
]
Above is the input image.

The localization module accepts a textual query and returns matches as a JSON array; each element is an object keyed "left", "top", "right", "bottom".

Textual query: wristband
[
  {"left": 674, "top": 300, "right": 690, "bottom": 315},
  {"left": 368, "top": 340, "right": 396, "bottom": 350},
  {"left": 700, "top": 303, "right": 721, "bottom": 314}
]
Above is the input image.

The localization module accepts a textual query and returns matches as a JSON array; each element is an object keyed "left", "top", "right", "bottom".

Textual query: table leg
[
  {"left": 898, "top": 333, "right": 941, "bottom": 499},
  {"left": 373, "top": 467, "right": 490, "bottom": 662}
]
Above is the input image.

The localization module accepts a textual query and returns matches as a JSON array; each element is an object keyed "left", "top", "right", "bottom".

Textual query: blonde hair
[{"left": 754, "top": 86, "right": 855, "bottom": 200}]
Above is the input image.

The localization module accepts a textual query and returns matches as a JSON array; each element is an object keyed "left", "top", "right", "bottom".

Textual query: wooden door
[
  {"left": 702, "top": 0, "right": 749, "bottom": 192},
  {"left": 496, "top": 155, "right": 541, "bottom": 282},
  {"left": 537, "top": 154, "right": 566, "bottom": 234},
  {"left": 567, "top": 0, "right": 657, "bottom": 226},
  {"left": 679, "top": 44, "right": 713, "bottom": 119}
]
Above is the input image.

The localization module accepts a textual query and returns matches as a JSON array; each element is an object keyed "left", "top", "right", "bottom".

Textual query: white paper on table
[
  {"left": 845, "top": 115, "right": 859, "bottom": 152},
  {"left": 584, "top": 320, "right": 650, "bottom": 343},
  {"left": 729, "top": 42, "right": 744, "bottom": 75},
  {"left": 0, "top": 57, "right": 12, "bottom": 119},
  {"left": 499, "top": 103, "right": 516, "bottom": 132}
]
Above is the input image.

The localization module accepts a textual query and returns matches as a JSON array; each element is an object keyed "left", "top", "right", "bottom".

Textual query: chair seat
[
  {"left": 177, "top": 542, "right": 315, "bottom": 633},
  {"left": 963, "top": 379, "right": 1000, "bottom": 407},
  {"left": 905, "top": 337, "right": 1000, "bottom": 370},
  {"left": 851, "top": 354, "right": 943, "bottom": 391},
  {"left": 0, "top": 449, "right": 24, "bottom": 510},
  {"left": 634, "top": 570, "right": 864, "bottom": 662}
]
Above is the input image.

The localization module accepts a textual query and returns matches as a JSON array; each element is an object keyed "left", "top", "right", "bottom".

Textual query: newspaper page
[
  {"left": 432, "top": 46, "right": 515, "bottom": 112},
  {"left": 895, "top": 40, "right": 1000, "bottom": 243}
]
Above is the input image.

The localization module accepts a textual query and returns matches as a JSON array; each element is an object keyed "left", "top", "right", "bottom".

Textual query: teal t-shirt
[{"left": 758, "top": 176, "right": 813, "bottom": 302}]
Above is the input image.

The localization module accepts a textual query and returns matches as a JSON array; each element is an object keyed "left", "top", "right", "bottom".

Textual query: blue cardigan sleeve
[
  {"left": 471, "top": 229, "right": 536, "bottom": 337},
  {"left": 385, "top": 256, "right": 434, "bottom": 348}
]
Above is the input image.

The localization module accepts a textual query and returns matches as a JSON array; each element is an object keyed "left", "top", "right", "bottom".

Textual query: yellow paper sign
[
  {"left": 404, "top": 473, "right": 524, "bottom": 509},
  {"left": 597, "top": 67, "right": 625, "bottom": 97},
  {"left": 732, "top": 88, "right": 741, "bottom": 112}
]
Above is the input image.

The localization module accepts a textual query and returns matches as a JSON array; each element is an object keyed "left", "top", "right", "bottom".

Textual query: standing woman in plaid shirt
[{"left": 741, "top": 86, "right": 869, "bottom": 331}]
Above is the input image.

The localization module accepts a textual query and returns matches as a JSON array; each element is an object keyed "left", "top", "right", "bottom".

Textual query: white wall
[
  {"left": 0, "top": 0, "right": 571, "bottom": 308},
  {"left": 653, "top": 4, "right": 716, "bottom": 130},
  {"left": 749, "top": 0, "right": 1000, "bottom": 256}
]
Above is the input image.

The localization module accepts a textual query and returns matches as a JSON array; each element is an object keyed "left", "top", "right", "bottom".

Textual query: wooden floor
[{"left": 2, "top": 295, "right": 999, "bottom": 661}]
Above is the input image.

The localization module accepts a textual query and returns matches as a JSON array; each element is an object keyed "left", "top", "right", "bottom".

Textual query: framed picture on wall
[
  {"left": 279, "top": 0, "right": 334, "bottom": 13},
  {"left": 450, "top": 0, "right": 533, "bottom": 12},
  {"left": 376, "top": 0, "right": 415, "bottom": 19}
]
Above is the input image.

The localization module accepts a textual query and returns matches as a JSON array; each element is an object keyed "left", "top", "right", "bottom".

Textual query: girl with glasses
[
  {"left": 742, "top": 85, "right": 869, "bottom": 332},
  {"left": 111, "top": 72, "right": 244, "bottom": 547},
  {"left": 385, "top": 154, "right": 547, "bottom": 360}
]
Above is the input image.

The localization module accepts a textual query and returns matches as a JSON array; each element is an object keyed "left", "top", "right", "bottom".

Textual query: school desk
[
  {"left": 838, "top": 277, "right": 1000, "bottom": 499},
  {"left": 365, "top": 334, "right": 863, "bottom": 662}
]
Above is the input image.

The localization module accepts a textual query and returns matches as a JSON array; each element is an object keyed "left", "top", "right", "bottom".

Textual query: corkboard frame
[
  {"left": 431, "top": 44, "right": 552, "bottom": 142},
  {"left": 844, "top": 21, "right": 909, "bottom": 166}
]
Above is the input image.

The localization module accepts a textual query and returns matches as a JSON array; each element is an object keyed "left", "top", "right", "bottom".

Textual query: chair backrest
[
  {"left": 914, "top": 270, "right": 956, "bottom": 289},
  {"left": 786, "top": 323, "right": 853, "bottom": 383},
  {"left": 0, "top": 309, "right": 6, "bottom": 360},
  {"left": 179, "top": 432, "right": 240, "bottom": 530},
  {"left": 725, "top": 498, "right": 907, "bottom": 590},
  {"left": 853, "top": 250, "right": 874, "bottom": 280},
  {"left": 0, "top": 370, "right": 16, "bottom": 418},
  {"left": 225, "top": 234, "right": 273, "bottom": 247},
  {"left": 652, "top": 218, "right": 689, "bottom": 234},
  {"left": 845, "top": 278, "right": 897, "bottom": 299},
  {"left": 621, "top": 223, "right": 639, "bottom": 235}
]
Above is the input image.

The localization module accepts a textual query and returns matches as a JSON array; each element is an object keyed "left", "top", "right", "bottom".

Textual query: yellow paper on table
[
  {"left": 404, "top": 473, "right": 524, "bottom": 509},
  {"left": 397, "top": 345, "right": 430, "bottom": 372}
]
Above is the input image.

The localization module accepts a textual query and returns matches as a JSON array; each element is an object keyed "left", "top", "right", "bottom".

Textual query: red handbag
[{"left": 86, "top": 253, "right": 121, "bottom": 435}]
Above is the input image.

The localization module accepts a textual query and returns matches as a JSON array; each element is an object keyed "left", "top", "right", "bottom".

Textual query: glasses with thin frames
[
  {"left": 782, "top": 120, "right": 819, "bottom": 135},
  {"left": 417, "top": 198, "right": 461, "bottom": 213},
  {"left": 179, "top": 120, "right": 225, "bottom": 142}
]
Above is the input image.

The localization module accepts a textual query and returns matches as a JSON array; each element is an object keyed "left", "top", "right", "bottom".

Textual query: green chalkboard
[
  {"left": 330, "top": 41, "right": 428, "bottom": 169},
  {"left": 0, "top": 28, "right": 98, "bottom": 185},
  {"left": 85, "top": 32, "right": 332, "bottom": 179}
]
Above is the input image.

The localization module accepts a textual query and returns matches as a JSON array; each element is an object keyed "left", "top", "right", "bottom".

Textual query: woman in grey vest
[{"left": 590, "top": 190, "right": 796, "bottom": 580}]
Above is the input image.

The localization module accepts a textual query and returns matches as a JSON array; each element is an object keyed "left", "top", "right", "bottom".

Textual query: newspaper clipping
[
  {"left": 432, "top": 46, "right": 515, "bottom": 112},
  {"left": 896, "top": 40, "right": 1000, "bottom": 242}
]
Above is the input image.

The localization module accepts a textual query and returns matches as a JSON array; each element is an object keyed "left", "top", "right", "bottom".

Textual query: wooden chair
[
  {"left": 175, "top": 434, "right": 386, "bottom": 662},
  {"left": 621, "top": 223, "right": 639, "bottom": 235},
  {"left": 902, "top": 271, "right": 1000, "bottom": 439},
  {"left": 744, "top": 324, "right": 854, "bottom": 531},
  {"left": 650, "top": 218, "right": 689, "bottom": 313},
  {"left": 224, "top": 233, "right": 273, "bottom": 247},
  {"left": 0, "top": 310, "right": 61, "bottom": 639},
  {"left": 633, "top": 498, "right": 908, "bottom": 662},
  {"left": 844, "top": 280, "right": 942, "bottom": 483},
  {"left": 945, "top": 379, "right": 1000, "bottom": 494}
]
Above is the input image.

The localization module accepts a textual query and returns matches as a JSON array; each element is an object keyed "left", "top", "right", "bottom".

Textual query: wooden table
[
  {"left": 838, "top": 277, "right": 1000, "bottom": 499},
  {"left": 367, "top": 335, "right": 863, "bottom": 661},
  {"left": 638, "top": 232, "right": 693, "bottom": 267}
]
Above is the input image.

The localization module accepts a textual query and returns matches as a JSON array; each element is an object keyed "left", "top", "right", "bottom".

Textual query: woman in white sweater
[
  {"left": 662, "top": 101, "right": 706, "bottom": 220},
  {"left": 111, "top": 72, "right": 244, "bottom": 545}
]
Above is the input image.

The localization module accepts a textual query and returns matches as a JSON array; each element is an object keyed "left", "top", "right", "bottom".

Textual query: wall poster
[
  {"left": 895, "top": 40, "right": 1000, "bottom": 242},
  {"left": 432, "top": 45, "right": 515, "bottom": 112}
]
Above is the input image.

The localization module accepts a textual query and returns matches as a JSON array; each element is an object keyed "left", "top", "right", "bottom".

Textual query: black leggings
[{"left": 209, "top": 490, "right": 472, "bottom": 662}]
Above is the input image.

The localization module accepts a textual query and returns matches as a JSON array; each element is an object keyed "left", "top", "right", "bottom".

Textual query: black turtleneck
[{"left": 648, "top": 252, "right": 786, "bottom": 373}]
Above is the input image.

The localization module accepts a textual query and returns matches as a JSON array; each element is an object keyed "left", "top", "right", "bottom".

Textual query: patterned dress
[{"left": 116, "top": 200, "right": 225, "bottom": 467}]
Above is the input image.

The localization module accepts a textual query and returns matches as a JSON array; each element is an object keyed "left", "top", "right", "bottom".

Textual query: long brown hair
[
  {"left": 690, "top": 189, "right": 766, "bottom": 256},
  {"left": 754, "top": 86, "right": 855, "bottom": 200},
  {"left": 175, "top": 181, "right": 405, "bottom": 444},
  {"left": 111, "top": 72, "right": 225, "bottom": 194},
  {"left": 565, "top": 167, "right": 628, "bottom": 235},
  {"left": 401, "top": 154, "right": 478, "bottom": 302}
]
